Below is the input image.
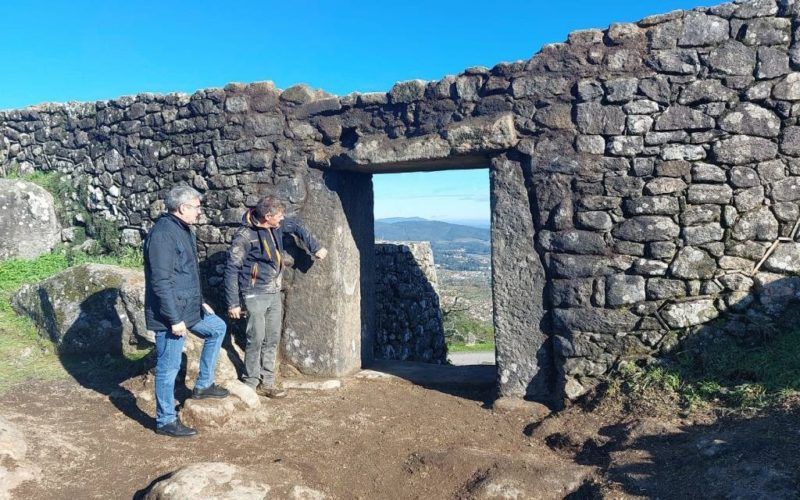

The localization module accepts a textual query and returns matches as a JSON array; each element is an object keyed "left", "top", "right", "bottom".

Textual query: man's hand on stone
[
  {"left": 314, "top": 247, "right": 328, "bottom": 260},
  {"left": 171, "top": 321, "right": 188, "bottom": 336},
  {"left": 228, "top": 306, "right": 242, "bottom": 319}
]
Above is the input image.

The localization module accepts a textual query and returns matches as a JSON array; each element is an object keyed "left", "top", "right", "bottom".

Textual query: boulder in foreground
[
  {"left": 143, "top": 461, "right": 326, "bottom": 499},
  {"left": 11, "top": 264, "right": 147, "bottom": 355}
]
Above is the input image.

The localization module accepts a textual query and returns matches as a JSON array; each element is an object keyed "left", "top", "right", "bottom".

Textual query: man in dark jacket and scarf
[
  {"left": 224, "top": 196, "right": 327, "bottom": 397},
  {"left": 144, "top": 185, "right": 229, "bottom": 438}
]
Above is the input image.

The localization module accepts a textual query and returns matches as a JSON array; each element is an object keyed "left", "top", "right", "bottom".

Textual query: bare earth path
[
  {"left": 1, "top": 375, "right": 587, "bottom": 499},
  {"left": 447, "top": 352, "right": 495, "bottom": 366},
  {"left": 2, "top": 373, "right": 798, "bottom": 498}
]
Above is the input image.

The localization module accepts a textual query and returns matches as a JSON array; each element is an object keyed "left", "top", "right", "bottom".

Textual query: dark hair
[{"left": 254, "top": 196, "right": 286, "bottom": 220}]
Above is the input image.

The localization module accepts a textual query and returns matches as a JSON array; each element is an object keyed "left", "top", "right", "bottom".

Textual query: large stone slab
[
  {"left": 491, "top": 156, "right": 550, "bottom": 400},
  {"left": 731, "top": 207, "right": 779, "bottom": 241},
  {"left": 754, "top": 272, "right": 800, "bottom": 315},
  {"left": 0, "top": 178, "right": 61, "bottom": 261},
  {"left": 11, "top": 264, "right": 147, "bottom": 355},
  {"left": 282, "top": 169, "right": 371, "bottom": 377},
  {"left": 655, "top": 105, "right": 715, "bottom": 131},
  {"left": 332, "top": 115, "right": 518, "bottom": 171},
  {"left": 679, "top": 12, "right": 729, "bottom": 47},
  {"left": 143, "top": 462, "right": 326, "bottom": 499}
]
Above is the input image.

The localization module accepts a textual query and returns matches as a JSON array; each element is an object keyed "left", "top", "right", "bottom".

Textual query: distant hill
[
  {"left": 375, "top": 218, "right": 489, "bottom": 243},
  {"left": 377, "top": 217, "right": 429, "bottom": 224}
]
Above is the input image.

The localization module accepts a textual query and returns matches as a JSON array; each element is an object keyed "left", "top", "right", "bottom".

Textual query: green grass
[
  {"left": 443, "top": 309, "right": 494, "bottom": 345},
  {"left": 448, "top": 341, "right": 495, "bottom": 353},
  {"left": 0, "top": 249, "right": 144, "bottom": 393},
  {"left": 614, "top": 323, "right": 800, "bottom": 410}
]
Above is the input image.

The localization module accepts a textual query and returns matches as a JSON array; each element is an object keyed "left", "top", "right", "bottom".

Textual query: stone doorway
[{"left": 368, "top": 168, "right": 496, "bottom": 389}]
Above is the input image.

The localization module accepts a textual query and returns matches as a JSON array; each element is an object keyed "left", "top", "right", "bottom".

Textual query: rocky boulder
[
  {"left": 143, "top": 462, "right": 326, "bottom": 500},
  {"left": 11, "top": 264, "right": 147, "bottom": 355},
  {"left": 179, "top": 334, "right": 262, "bottom": 426},
  {"left": 127, "top": 321, "right": 261, "bottom": 421},
  {"left": 0, "top": 178, "right": 61, "bottom": 261}
]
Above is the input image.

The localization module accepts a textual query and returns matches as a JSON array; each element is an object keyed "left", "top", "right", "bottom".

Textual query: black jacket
[
  {"left": 144, "top": 213, "right": 204, "bottom": 331},
  {"left": 224, "top": 210, "right": 321, "bottom": 309}
]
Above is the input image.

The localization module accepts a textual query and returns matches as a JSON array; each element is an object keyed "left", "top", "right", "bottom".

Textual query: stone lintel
[{"left": 324, "top": 114, "right": 518, "bottom": 172}]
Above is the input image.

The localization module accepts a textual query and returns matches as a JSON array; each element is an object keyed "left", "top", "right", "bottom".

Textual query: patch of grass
[
  {"left": 443, "top": 309, "right": 494, "bottom": 346},
  {"left": 0, "top": 253, "right": 73, "bottom": 392},
  {"left": 61, "top": 245, "right": 144, "bottom": 269},
  {"left": 448, "top": 341, "right": 495, "bottom": 353},
  {"left": 0, "top": 249, "right": 145, "bottom": 393},
  {"left": 614, "top": 323, "right": 800, "bottom": 411}
]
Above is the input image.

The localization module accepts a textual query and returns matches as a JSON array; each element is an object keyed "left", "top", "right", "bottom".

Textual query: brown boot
[{"left": 256, "top": 383, "right": 287, "bottom": 399}]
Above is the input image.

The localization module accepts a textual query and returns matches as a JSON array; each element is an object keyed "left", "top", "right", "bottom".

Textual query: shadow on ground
[
  {"left": 550, "top": 404, "right": 800, "bottom": 498},
  {"left": 53, "top": 287, "right": 247, "bottom": 431},
  {"left": 362, "top": 359, "right": 496, "bottom": 404}
]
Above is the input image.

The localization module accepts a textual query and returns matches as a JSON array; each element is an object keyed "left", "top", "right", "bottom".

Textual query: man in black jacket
[
  {"left": 224, "top": 196, "right": 327, "bottom": 397},
  {"left": 144, "top": 185, "right": 229, "bottom": 438}
]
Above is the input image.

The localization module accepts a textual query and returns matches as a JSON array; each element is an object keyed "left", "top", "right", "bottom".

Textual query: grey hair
[{"left": 165, "top": 185, "right": 202, "bottom": 212}]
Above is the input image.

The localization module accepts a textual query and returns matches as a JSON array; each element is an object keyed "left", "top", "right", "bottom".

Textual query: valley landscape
[{"left": 375, "top": 218, "right": 494, "bottom": 349}]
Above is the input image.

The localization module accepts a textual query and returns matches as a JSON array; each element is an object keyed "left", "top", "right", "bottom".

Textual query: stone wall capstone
[
  {"left": 374, "top": 242, "right": 446, "bottom": 363},
  {"left": 4, "top": 0, "right": 800, "bottom": 401}
]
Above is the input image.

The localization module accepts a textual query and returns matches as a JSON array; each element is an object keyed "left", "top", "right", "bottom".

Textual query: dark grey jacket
[
  {"left": 144, "top": 213, "right": 204, "bottom": 331},
  {"left": 224, "top": 209, "right": 321, "bottom": 309}
]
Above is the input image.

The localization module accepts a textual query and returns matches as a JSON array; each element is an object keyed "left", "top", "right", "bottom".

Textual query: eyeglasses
[{"left": 183, "top": 203, "right": 202, "bottom": 211}]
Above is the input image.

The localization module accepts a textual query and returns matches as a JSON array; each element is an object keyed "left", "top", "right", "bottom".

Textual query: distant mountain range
[{"left": 375, "top": 218, "right": 490, "bottom": 243}]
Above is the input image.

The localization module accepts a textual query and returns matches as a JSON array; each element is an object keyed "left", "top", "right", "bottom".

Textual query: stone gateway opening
[{"left": 369, "top": 169, "right": 496, "bottom": 390}]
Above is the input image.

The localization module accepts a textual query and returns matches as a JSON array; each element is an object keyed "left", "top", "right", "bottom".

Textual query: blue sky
[{"left": 2, "top": 0, "right": 704, "bottom": 223}]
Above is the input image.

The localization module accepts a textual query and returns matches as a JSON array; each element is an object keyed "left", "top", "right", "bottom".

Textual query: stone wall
[
  {"left": 374, "top": 242, "right": 446, "bottom": 363},
  {"left": 4, "top": 0, "right": 800, "bottom": 401}
]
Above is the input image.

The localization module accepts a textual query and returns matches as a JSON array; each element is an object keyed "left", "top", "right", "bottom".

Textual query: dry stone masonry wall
[
  {"left": 374, "top": 242, "right": 446, "bottom": 363},
  {"left": 3, "top": 0, "right": 800, "bottom": 401}
]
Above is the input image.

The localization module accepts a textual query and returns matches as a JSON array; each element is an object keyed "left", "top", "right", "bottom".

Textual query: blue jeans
[{"left": 154, "top": 313, "right": 226, "bottom": 427}]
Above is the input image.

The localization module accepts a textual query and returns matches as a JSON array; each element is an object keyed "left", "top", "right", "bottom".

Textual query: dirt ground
[{"left": 2, "top": 370, "right": 799, "bottom": 499}]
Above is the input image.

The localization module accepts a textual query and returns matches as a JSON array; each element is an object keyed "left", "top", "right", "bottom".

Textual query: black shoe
[
  {"left": 192, "top": 383, "right": 229, "bottom": 399},
  {"left": 155, "top": 417, "right": 197, "bottom": 438},
  {"left": 256, "top": 384, "right": 287, "bottom": 399}
]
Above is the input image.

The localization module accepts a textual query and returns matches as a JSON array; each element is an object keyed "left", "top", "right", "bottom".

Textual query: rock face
[
  {"left": 374, "top": 242, "right": 446, "bottom": 364},
  {"left": 4, "top": 0, "right": 800, "bottom": 402},
  {"left": 0, "top": 179, "right": 61, "bottom": 261},
  {"left": 0, "top": 416, "right": 41, "bottom": 499},
  {"left": 143, "top": 462, "right": 326, "bottom": 500},
  {"left": 11, "top": 264, "right": 146, "bottom": 355}
]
